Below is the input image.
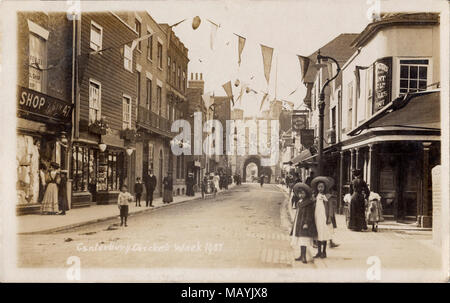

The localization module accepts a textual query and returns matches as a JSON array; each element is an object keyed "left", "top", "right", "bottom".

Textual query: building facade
[
  {"left": 16, "top": 12, "right": 74, "bottom": 214},
  {"left": 71, "top": 12, "right": 138, "bottom": 205},
  {"left": 340, "top": 13, "right": 440, "bottom": 226}
]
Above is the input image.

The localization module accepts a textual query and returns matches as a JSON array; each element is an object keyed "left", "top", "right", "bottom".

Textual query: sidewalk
[
  {"left": 275, "top": 184, "right": 431, "bottom": 231},
  {"left": 275, "top": 184, "right": 443, "bottom": 281},
  {"left": 18, "top": 184, "right": 236, "bottom": 235}
]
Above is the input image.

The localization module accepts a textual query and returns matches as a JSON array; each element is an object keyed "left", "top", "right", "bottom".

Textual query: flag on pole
[
  {"left": 297, "top": 55, "right": 311, "bottom": 81},
  {"left": 259, "top": 92, "right": 269, "bottom": 111},
  {"left": 207, "top": 19, "right": 219, "bottom": 50},
  {"left": 260, "top": 44, "right": 274, "bottom": 85},
  {"left": 236, "top": 34, "right": 246, "bottom": 66},
  {"left": 222, "top": 81, "right": 234, "bottom": 106}
]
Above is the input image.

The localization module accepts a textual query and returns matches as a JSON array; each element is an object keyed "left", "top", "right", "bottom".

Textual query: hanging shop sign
[
  {"left": 17, "top": 86, "right": 73, "bottom": 124},
  {"left": 373, "top": 57, "right": 392, "bottom": 113},
  {"left": 300, "top": 129, "right": 314, "bottom": 149},
  {"left": 291, "top": 110, "right": 309, "bottom": 132}
]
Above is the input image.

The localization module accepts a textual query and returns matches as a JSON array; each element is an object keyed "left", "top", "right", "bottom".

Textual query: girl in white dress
[{"left": 311, "top": 176, "right": 334, "bottom": 259}]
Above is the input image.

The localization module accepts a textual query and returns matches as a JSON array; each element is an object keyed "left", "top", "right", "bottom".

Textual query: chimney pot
[
  {"left": 195, "top": 73, "right": 198, "bottom": 80},
  {"left": 200, "top": 73, "right": 203, "bottom": 80},
  {"left": 191, "top": 73, "right": 193, "bottom": 80}
]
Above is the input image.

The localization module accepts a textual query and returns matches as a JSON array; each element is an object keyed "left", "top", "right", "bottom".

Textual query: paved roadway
[{"left": 17, "top": 183, "right": 444, "bottom": 281}]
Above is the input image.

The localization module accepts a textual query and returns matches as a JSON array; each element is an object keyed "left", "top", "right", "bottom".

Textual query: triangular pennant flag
[
  {"left": 131, "top": 33, "right": 153, "bottom": 52},
  {"left": 222, "top": 81, "right": 233, "bottom": 101},
  {"left": 237, "top": 35, "right": 246, "bottom": 66},
  {"left": 208, "top": 19, "right": 219, "bottom": 50},
  {"left": 260, "top": 44, "right": 274, "bottom": 85},
  {"left": 297, "top": 55, "right": 311, "bottom": 81},
  {"left": 259, "top": 92, "right": 269, "bottom": 111}
]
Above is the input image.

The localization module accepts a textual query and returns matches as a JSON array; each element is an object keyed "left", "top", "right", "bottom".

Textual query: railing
[{"left": 137, "top": 106, "right": 171, "bottom": 134}]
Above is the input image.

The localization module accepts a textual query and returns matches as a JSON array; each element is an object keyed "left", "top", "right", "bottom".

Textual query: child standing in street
[
  {"left": 311, "top": 176, "right": 334, "bottom": 259},
  {"left": 134, "top": 177, "right": 143, "bottom": 207},
  {"left": 290, "top": 183, "right": 317, "bottom": 264},
  {"left": 118, "top": 185, "right": 133, "bottom": 227}
]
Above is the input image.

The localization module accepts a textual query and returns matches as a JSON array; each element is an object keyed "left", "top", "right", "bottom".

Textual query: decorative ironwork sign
[{"left": 17, "top": 86, "right": 73, "bottom": 124}]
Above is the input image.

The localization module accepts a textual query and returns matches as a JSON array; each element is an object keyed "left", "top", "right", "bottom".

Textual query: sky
[{"left": 144, "top": 0, "right": 372, "bottom": 117}]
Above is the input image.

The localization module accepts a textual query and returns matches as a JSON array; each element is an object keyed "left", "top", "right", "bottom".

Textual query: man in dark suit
[{"left": 144, "top": 169, "right": 157, "bottom": 207}]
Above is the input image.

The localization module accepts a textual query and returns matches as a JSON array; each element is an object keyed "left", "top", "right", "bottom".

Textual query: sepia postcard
[{"left": 0, "top": 0, "right": 449, "bottom": 284}]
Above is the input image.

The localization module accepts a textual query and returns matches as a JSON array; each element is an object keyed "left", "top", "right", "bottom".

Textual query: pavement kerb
[{"left": 18, "top": 185, "right": 237, "bottom": 235}]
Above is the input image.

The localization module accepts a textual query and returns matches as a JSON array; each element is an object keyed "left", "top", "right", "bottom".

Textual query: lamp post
[{"left": 315, "top": 50, "right": 341, "bottom": 176}]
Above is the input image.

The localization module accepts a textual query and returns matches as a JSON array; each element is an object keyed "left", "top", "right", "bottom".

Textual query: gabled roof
[
  {"left": 303, "top": 33, "right": 358, "bottom": 83},
  {"left": 351, "top": 13, "right": 439, "bottom": 48}
]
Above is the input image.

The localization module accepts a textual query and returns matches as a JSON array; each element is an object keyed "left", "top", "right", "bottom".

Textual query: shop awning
[
  {"left": 291, "top": 149, "right": 313, "bottom": 165},
  {"left": 348, "top": 90, "right": 440, "bottom": 136}
]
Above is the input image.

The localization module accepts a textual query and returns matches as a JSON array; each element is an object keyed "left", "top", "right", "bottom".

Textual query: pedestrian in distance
[
  {"left": 57, "top": 170, "right": 69, "bottom": 215},
  {"left": 134, "top": 177, "right": 143, "bottom": 207},
  {"left": 259, "top": 174, "right": 265, "bottom": 187},
  {"left": 144, "top": 169, "right": 157, "bottom": 207},
  {"left": 162, "top": 172, "right": 174, "bottom": 203},
  {"left": 291, "top": 173, "right": 302, "bottom": 209},
  {"left": 348, "top": 169, "right": 370, "bottom": 231},
  {"left": 201, "top": 176, "right": 208, "bottom": 199},
  {"left": 290, "top": 183, "right": 317, "bottom": 264},
  {"left": 311, "top": 176, "right": 334, "bottom": 259},
  {"left": 118, "top": 184, "right": 133, "bottom": 227},
  {"left": 305, "top": 171, "right": 314, "bottom": 187},
  {"left": 186, "top": 172, "right": 195, "bottom": 196}
]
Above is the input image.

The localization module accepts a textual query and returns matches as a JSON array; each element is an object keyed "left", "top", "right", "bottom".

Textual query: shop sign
[
  {"left": 17, "top": 86, "right": 73, "bottom": 123},
  {"left": 373, "top": 57, "right": 392, "bottom": 113},
  {"left": 194, "top": 161, "right": 201, "bottom": 167},
  {"left": 292, "top": 110, "right": 308, "bottom": 132},
  {"left": 300, "top": 129, "right": 314, "bottom": 148}
]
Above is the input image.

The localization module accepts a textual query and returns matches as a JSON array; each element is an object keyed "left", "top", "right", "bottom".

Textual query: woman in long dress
[
  {"left": 348, "top": 169, "right": 370, "bottom": 231},
  {"left": 290, "top": 183, "right": 317, "bottom": 264},
  {"left": 41, "top": 162, "right": 60, "bottom": 214},
  {"left": 311, "top": 176, "right": 334, "bottom": 259},
  {"left": 162, "top": 172, "right": 173, "bottom": 203}
]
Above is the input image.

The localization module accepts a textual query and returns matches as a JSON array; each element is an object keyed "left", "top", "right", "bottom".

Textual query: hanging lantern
[
  {"left": 126, "top": 148, "right": 134, "bottom": 156},
  {"left": 246, "top": 87, "right": 250, "bottom": 94},
  {"left": 192, "top": 16, "right": 201, "bottom": 30},
  {"left": 234, "top": 79, "right": 240, "bottom": 87}
]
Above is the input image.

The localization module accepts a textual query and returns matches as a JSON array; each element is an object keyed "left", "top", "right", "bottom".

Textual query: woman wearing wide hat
[
  {"left": 41, "top": 162, "right": 60, "bottom": 214},
  {"left": 311, "top": 176, "right": 334, "bottom": 258},
  {"left": 348, "top": 169, "right": 370, "bottom": 231},
  {"left": 290, "top": 183, "right": 317, "bottom": 263}
]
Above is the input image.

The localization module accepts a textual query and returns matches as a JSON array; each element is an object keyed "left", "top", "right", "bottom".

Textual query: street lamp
[{"left": 314, "top": 50, "right": 341, "bottom": 176}]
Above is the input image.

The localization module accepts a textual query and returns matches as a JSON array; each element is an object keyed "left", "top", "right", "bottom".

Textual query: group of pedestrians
[
  {"left": 40, "top": 162, "right": 69, "bottom": 216},
  {"left": 289, "top": 175, "right": 339, "bottom": 264}
]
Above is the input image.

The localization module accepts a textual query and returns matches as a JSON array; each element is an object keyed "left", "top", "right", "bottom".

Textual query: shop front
[
  {"left": 70, "top": 141, "right": 127, "bottom": 206},
  {"left": 342, "top": 91, "right": 440, "bottom": 226},
  {"left": 16, "top": 86, "right": 73, "bottom": 215}
]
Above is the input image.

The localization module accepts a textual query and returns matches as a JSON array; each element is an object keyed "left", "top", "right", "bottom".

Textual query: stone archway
[{"left": 242, "top": 156, "right": 261, "bottom": 183}]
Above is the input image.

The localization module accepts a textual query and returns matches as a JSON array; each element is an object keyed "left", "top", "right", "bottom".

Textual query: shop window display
[
  {"left": 72, "top": 144, "right": 124, "bottom": 194},
  {"left": 17, "top": 134, "right": 57, "bottom": 205}
]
